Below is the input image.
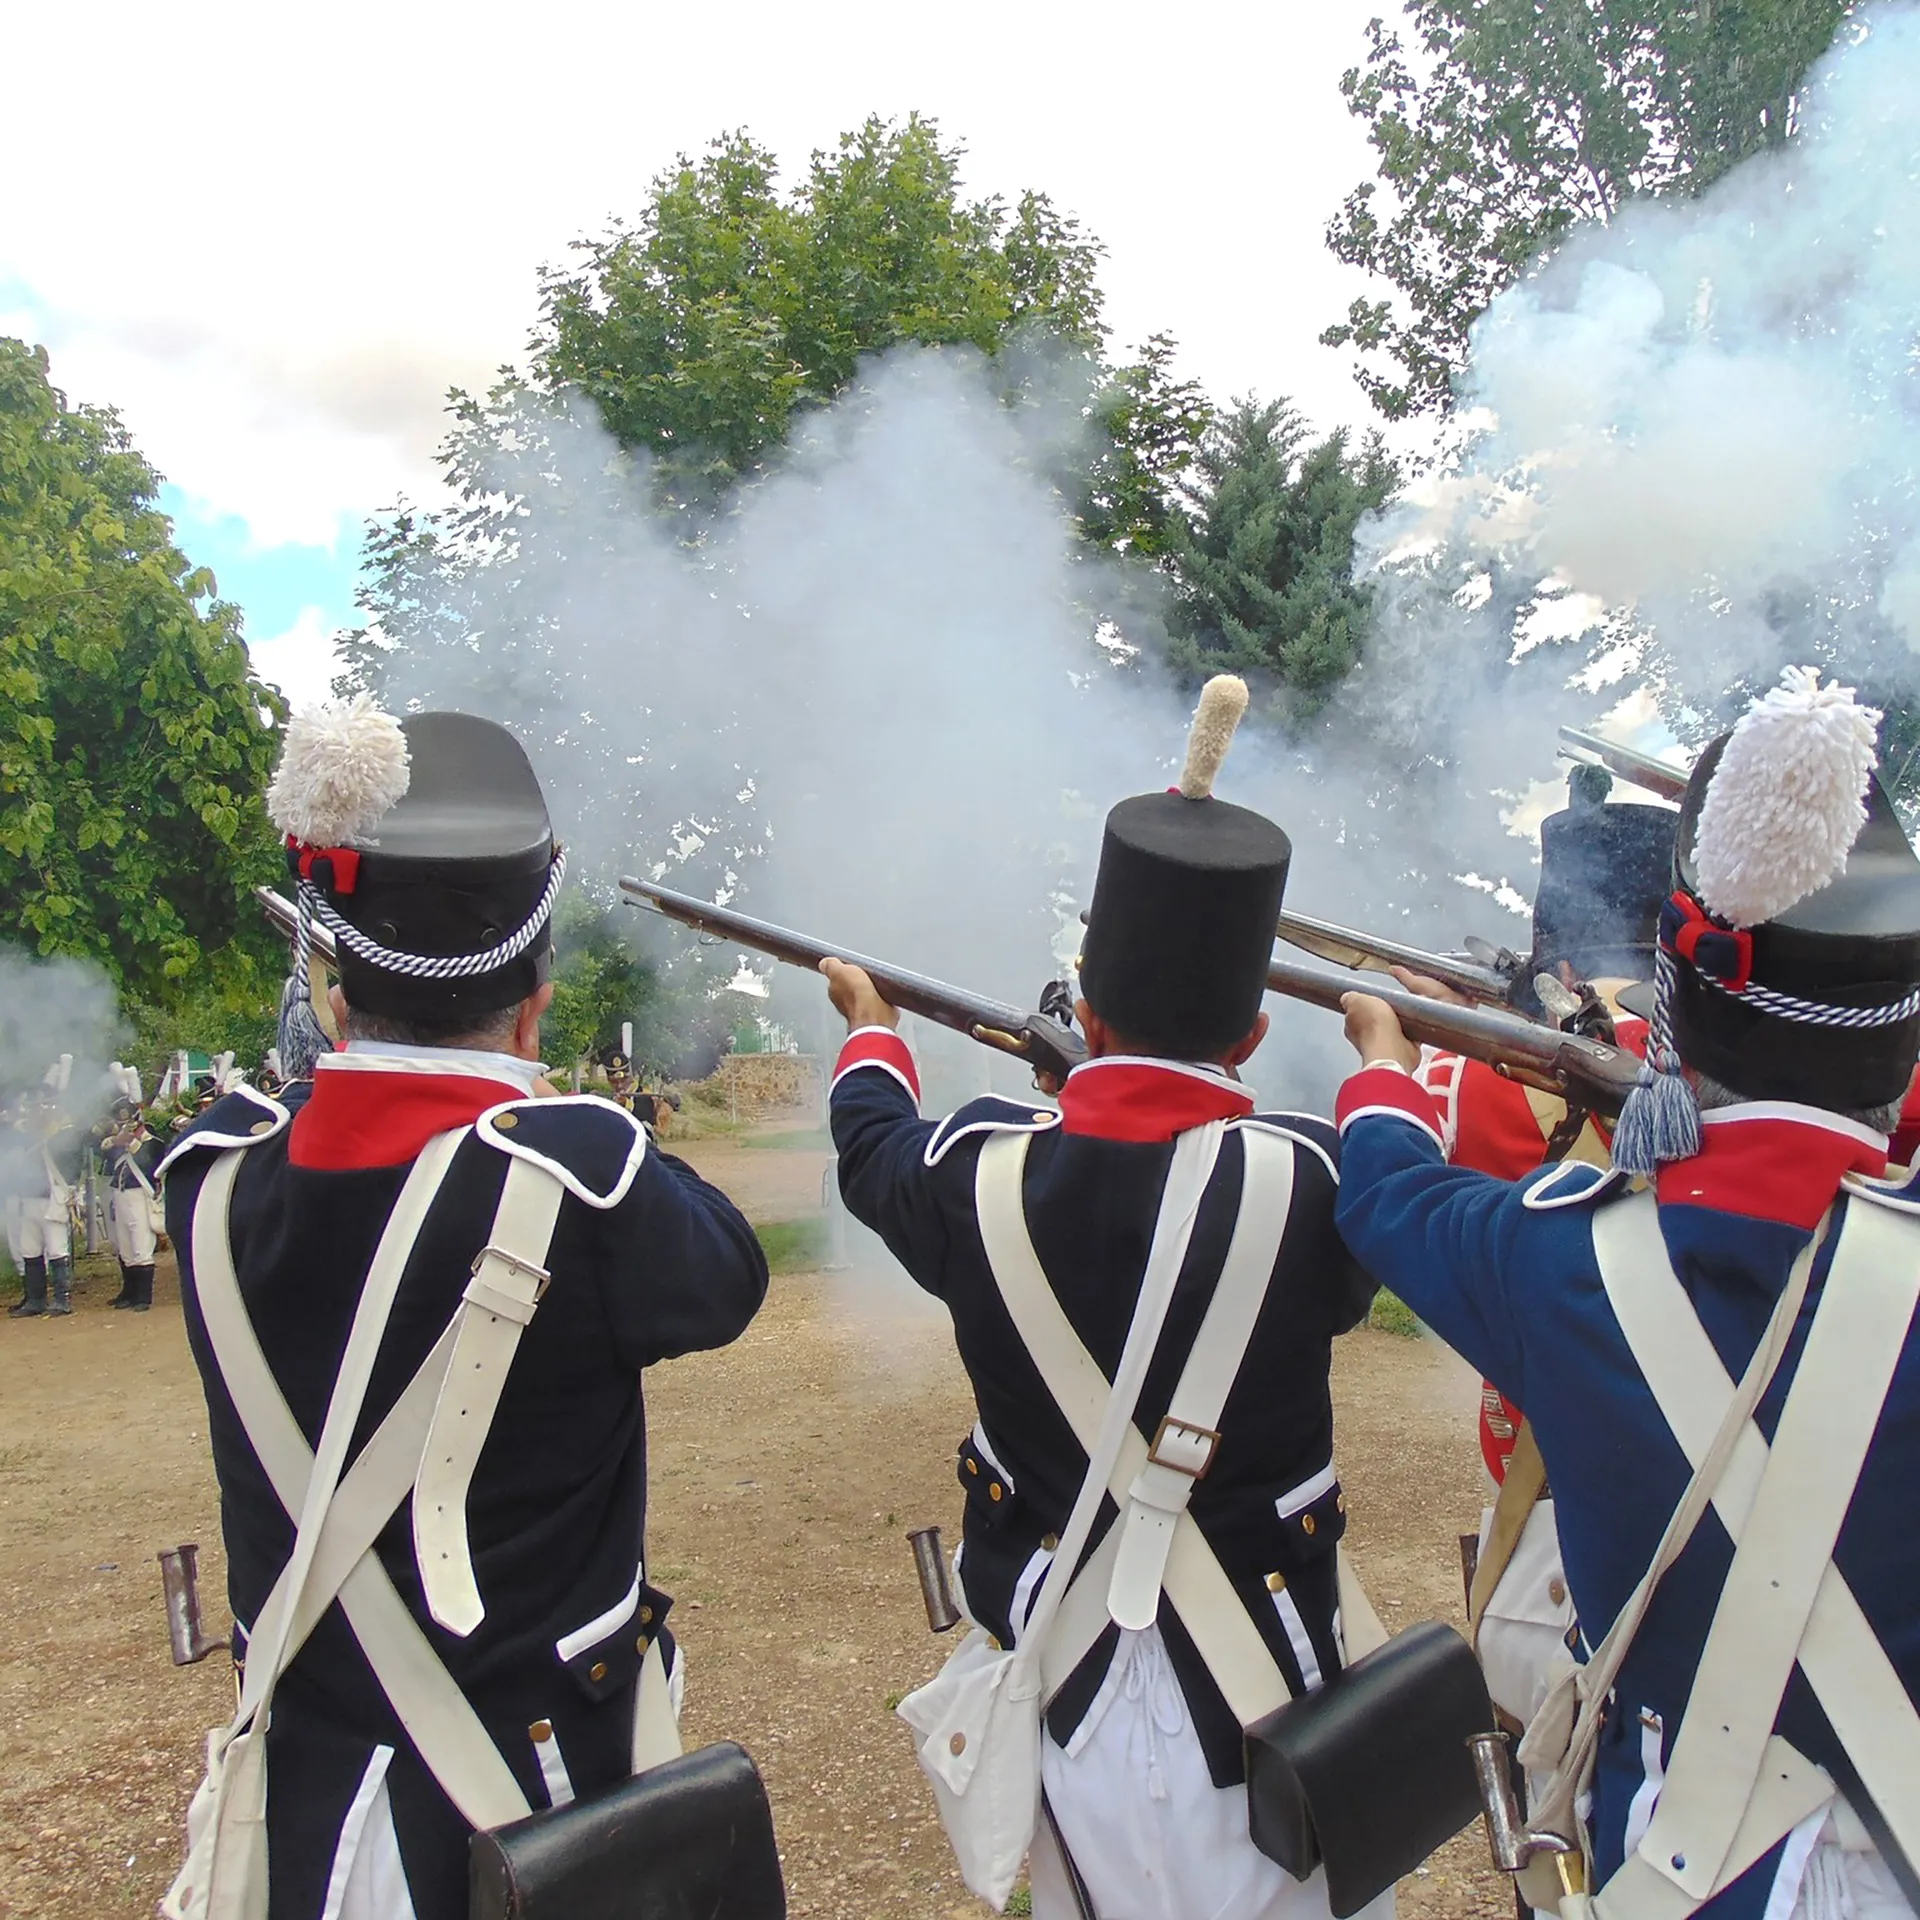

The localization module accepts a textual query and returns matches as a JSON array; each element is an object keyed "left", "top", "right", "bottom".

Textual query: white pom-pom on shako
[
  {"left": 1178, "top": 674, "right": 1251, "bottom": 800},
  {"left": 267, "top": 695, "right": 412, "bottom": 849},
  {"left": 1693, "top": 665, "right": 1881, "bottom": 930}
]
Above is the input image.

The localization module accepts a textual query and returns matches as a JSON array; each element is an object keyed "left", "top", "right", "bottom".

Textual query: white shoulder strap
[
  {"left": 974, "top": 1123, "right": 1300, "bottom": 1726},
  {"left": 1588, "top": 1194, "right": 1920, "bottom": 1918},
  {"left": 414, "top": 1158, "right": 567, "bottom": 1634}
]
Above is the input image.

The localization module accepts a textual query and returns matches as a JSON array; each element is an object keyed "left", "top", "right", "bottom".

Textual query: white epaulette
[
  {"left": 473, "top": 1094, "right": 649, "bottom": 1209},
  {"left": 1520, "top": 1161, "right": 1631, "bottom": 1212},
  {"left": 923, "top": 1097, "right": 1062, "bottom": 1168}
]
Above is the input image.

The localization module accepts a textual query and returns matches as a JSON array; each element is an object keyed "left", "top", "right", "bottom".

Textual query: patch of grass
[
  {"left": 756, "top": 1218, "right": 829, "bottom": 1274},
  {"left": 744, "top": 1127, "right": 833, "bottom": 1151},
  {"left": 1007, "top": 1888, "right": 1034, "bottom": 1916},
  {"left": 1368, "top": 1289, "right": 1422, "bottom": 1338},
  {"left": 883, "top": 1690, "right": 905, "bottom": 1713}
]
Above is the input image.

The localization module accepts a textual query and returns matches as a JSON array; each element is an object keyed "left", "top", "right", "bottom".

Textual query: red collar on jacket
[
  {"left": 289, "top": 1053, "right": 528, "bottom": 1171},
  {"left": 1656, "top": 1103, "right": 1890, "bottom": 1230},
  {"left": 1056, "top": 1056, "right": 1255, "bottom": 1143}
]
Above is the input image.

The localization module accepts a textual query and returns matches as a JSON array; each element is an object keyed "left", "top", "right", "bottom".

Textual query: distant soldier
[
  {"left": 101, "top": 1097, "right": 164, "bottom": 1312},
  {"left": 9, "top": 1065, "right": 83, "bottom": 1318}
]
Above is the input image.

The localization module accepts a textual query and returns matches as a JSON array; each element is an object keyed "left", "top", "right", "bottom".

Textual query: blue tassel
[
  {"left": 1611, "top": 1046, "right": 1701, "bottom": 1177},
  {"left": 278, "top": 974, "right": 333, "bottom": 1081}
]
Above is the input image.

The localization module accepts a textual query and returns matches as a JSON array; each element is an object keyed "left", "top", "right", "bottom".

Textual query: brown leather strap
[{"left": 1468, "top": 1419, "right": 1547, "bottom": 1639}]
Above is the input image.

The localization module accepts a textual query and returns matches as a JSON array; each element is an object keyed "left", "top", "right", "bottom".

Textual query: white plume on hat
[
  {"left": 1178, "top": 675, "right": 1251, "bottom": 800},
  {"left": 1693, "top": 665, "right": 1881, "bottom": 929},
  {"left": 267, "top": 696, "right": 411, "bottom": 848}
]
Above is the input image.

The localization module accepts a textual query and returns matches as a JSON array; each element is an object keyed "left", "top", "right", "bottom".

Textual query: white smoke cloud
[
  {"left": 0, "top": 949, "right": 125, "bottom": 1209},
  {"left": 1375, "top": 2, "right": 1920, "bottom": 728}
]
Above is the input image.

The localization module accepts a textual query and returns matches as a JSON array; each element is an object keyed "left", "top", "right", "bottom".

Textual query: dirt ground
[{"left": 0, "top": 1133, "right": 1508, "bottom": 1919}]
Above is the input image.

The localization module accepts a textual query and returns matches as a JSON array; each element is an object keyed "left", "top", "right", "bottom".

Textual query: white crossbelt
[
  {"left": 414, "top": 1164, "right": 565, "bottom": 1634},
  {"left": 1588, "top": 1191, "right": 1920, "bottom": 1918},
  {"left": 974, "top": 1124, "right": 1303, "bottom": 1725},
  {"left": 190, "top": 1136, "right": 535, "bottom": 1848}
]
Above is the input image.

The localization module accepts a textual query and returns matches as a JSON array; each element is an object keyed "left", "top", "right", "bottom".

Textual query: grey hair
[
  {"left": 1690, "top": 1070, "right": 1902, "bottom": 1137},
  {"left": 343, "top": 1002, "right": 521, "bottom": 1051}
]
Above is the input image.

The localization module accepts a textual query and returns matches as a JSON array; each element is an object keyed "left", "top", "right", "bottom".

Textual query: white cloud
[
  {"left": 2, "top": 0, "right": 1386, "bottom": 553},
  {"left": 246, "top": 607, "right": 343, "bottom": 709}
]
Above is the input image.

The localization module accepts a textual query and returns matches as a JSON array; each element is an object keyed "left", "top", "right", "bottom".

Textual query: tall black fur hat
[
  {"left": 268, "top": 702, "right": 563, "bottom": 1040},
  {"left": 1079, "top": 676, "right": 1291, "bottom": 1059}
]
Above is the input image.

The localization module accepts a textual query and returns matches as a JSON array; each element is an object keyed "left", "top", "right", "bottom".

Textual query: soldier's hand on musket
[
  {"left": 819, "top": 957, "right": 901, "bottom": 1032},
  {"left": 1389, "top": 965, "right": 1473, "bottom": 1007},
  {"left": 1341, "top": 991, "right": 1421, "bottom": 1072}
]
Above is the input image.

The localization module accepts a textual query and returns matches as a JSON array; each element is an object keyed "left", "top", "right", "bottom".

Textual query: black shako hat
[
  {"left": 1079, "top": 676, "right": 1291, "bottom": 1059},
  {"left": 1669, "top": 734, "right": 1920, "bottom": 1109},
  {"left": 270, "top": 703, "right": 563, "bottom": 1029},
  {"left": 1519, "top": 766, "right": 1677, "bottom": 1012},
  {"left": 1612, "top": 667, "right": 1920, "bottom": 1174}
]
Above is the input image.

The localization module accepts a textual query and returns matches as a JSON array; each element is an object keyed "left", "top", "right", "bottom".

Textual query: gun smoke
[
  {"left": 0, "top": 946, "right": 125, "bottom": 1212},
  {"left": 1355, "top": 0, "right": 1920, "bottom": 790},
  {"left": 373, "top": 2, "right": 1920, "bottom": 1114}
]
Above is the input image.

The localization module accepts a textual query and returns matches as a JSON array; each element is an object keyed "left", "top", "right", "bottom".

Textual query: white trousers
[
  {"left": 1779, "top": 1810, "right": 1917, "bottom": 1920},
  {"left": 111, "top": 1190, "right": 157, "bottom": 1266},
  {"left": 16, "top": 1195, "right": 70, "bottom": 1262},
  {"left": 4, "top": 1195, "right": 21, "bottom": 1267},
  {"left": 1033, "top": 1627, "right": 1395, "bottom": 1920}
]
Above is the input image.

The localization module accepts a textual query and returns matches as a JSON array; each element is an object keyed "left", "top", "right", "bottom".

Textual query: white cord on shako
[{"left": 297, "top": 850, "right": 568, "bottom": 981}]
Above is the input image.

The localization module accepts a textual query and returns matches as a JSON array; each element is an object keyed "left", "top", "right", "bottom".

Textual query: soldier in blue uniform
[
  {"left": 823, "top": 678, "right": 1384, "bottom": 1920},
  {"left": 158, "top": 703, "right": 768, "bottom": 1920},
  {"left": 1334, "top": 668, "right": 1920, "bottom": 1919}
]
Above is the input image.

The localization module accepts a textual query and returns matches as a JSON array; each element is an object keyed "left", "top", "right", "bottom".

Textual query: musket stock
[
  {"left": 1275, "top": 908, "right": 1515, "bottom": 1005},
  {"left": 620, "top": 878, "right": 1086, "bottom": 1084},
  {"left": 1265, "top": 952, "right": 1640, "bottom": 1117},
  {"left": 1557, "top": 727, "right": 1689, "bottom": 804}
]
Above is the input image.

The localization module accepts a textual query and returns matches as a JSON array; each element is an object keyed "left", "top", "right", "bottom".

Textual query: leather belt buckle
[
  {"left": 471, "top": 1243, "right": 552, "bottom": 1300},
  {"left": 1147, "top": 1415, "right": 1220, "bottom": 1479}
]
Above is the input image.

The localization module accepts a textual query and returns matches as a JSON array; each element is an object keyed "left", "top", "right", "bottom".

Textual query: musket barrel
[
  {"left": 1265, "top": 952, "right": 1639, "bottom": 1116},
  {"left": 620, "top": 877, "right": 1086, "bottom": 1082},
  {"left": 1557, "top": 726, "right": 1689, "bottom": 804},
  {"left": 1275, "top": 909, "right": 1513, "bottom": 1004},
  {"left": 255, "top": 885, "right": 339, "bottom": 967}
]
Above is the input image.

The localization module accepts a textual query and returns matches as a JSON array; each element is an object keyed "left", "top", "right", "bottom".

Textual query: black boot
[
  {"left": 8, "top": 1258, "right": 47, "bottom": 1317},
  {"left": 110, "top": 1260, "right": 135, "bottom": 1308},
  {"left": 129, "top": 1265, "right": 155, "bottom": 1312},
  {"left": 46, "top": 1259, "right": 73, "bottom": 1316}
]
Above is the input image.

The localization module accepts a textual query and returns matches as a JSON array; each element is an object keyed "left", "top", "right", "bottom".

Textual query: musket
[
  {"left": 256, "top": 885, "right": 338, "bottom": 967},
  {"left": 620, "top": 877, "right": 1087, "bottom": 1084},
  {"left": 1557, "top": 726, "right": 1689, "bottom": 804},
  {"left": 1265, "top": 951, "right": 1641, "bottom": 1117},
  {"left": 1275, "top": 908, "right": 1518, "bottom": 1007}
]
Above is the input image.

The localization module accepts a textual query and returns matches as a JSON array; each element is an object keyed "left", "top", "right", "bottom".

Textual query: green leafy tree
[
  {"left": 1323, "top": 0, "right": 1847, "bottom": 418},
  {"left": 531, "top": 116, "right": 1112, "bottom": 508},
  {"left": 1162, "top": 399, "right": 1398, "bottom": 711},
  {"left": 0, "top": 340, "right": 285, "bottom": 998},
  {"left": 543, "top": 894, "right": 692, "bottom": 1074},
  {"left": 337, "top": 114, "right": 1206, "bottom": 711}
]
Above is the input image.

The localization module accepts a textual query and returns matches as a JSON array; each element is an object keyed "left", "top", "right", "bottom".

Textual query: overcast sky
[{"left": 3, "top": 0, "right": 1393, "bottom": 704}]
